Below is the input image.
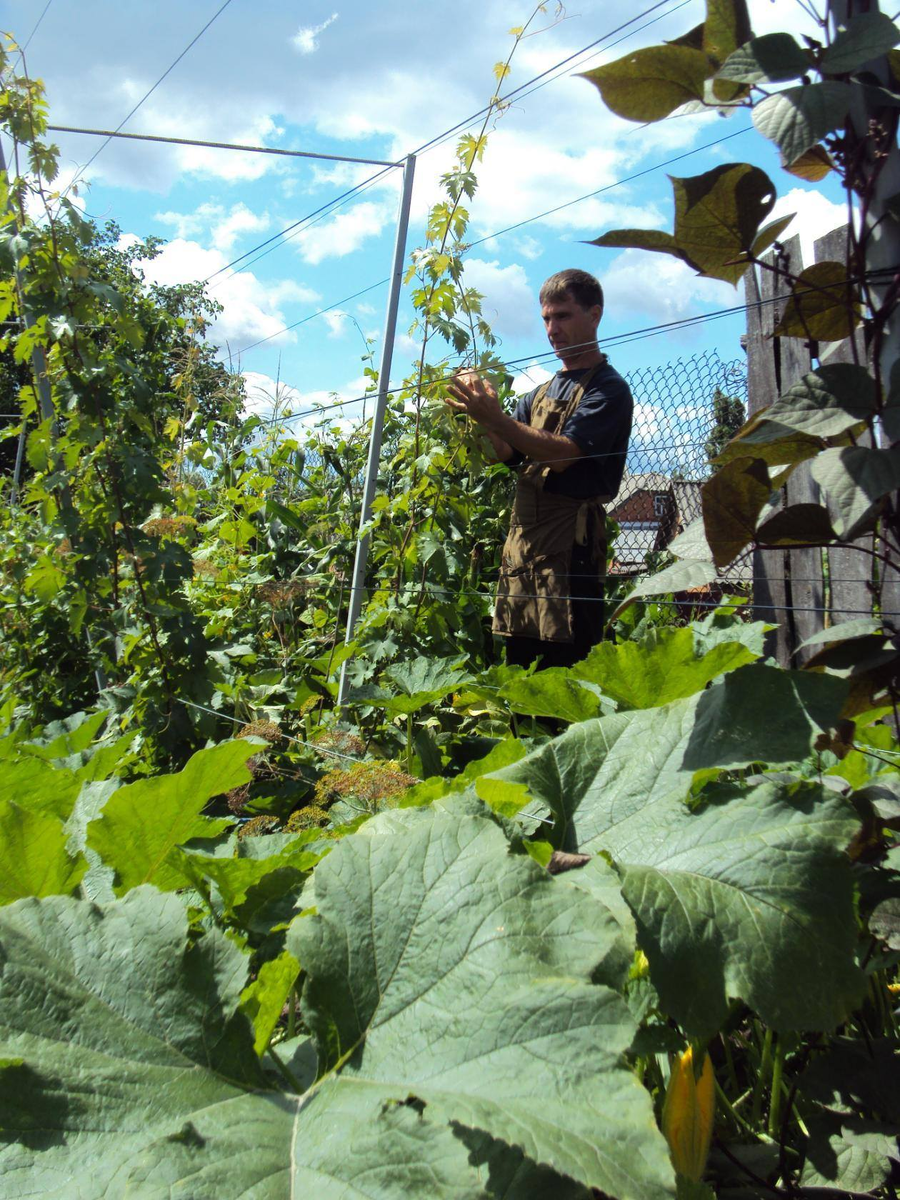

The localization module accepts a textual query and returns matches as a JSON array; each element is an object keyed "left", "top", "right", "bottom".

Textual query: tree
[{"left": 704, "top": 387, "right": 746, "bottom": 464}]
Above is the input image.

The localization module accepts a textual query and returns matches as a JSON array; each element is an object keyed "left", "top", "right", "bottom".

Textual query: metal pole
[{"left": 337, "top": 153, "right": 416, "bottom": 706}]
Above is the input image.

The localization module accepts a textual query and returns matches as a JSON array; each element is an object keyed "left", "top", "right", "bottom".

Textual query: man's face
[{"left": 540, "top": 292, "right": 601, "bottom": 363}]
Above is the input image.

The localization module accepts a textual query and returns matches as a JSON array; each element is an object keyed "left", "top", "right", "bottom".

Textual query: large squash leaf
[
  {"left": 0, "top": 810, "right": 675, "bottom": 1200},
  {"left": 86, "top": 740, "right": 256, "bottom": 895},
  {"left": 479, "top": 667, "right": 862, "bottom": 1035}
]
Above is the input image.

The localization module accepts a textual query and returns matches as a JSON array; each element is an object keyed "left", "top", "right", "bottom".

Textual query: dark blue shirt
[{"left": 507, "top": 361, "right": 633, "bottom": 500}]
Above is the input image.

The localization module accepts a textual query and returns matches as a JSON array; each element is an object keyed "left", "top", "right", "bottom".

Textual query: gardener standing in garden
[{"left": 446, "top": 268, "right": 632, "bottom": 668}]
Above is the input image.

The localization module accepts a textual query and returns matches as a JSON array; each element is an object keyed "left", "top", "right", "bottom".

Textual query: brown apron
[{"left": 493, "top": 360, "right": 610, "bottom": 643}]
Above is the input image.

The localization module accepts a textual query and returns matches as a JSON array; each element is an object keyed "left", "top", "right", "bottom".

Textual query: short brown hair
[{"left": 539, "top": 269, "right": 604, "bottom": 316}]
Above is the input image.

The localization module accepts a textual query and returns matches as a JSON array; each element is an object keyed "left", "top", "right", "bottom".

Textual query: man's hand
[{"left": 445, "top": 370, "right": 504, "bottom": 431}]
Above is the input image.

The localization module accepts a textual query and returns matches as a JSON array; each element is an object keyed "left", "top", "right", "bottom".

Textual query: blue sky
[{"left": 4, "top": 0, "right": 849, "bottom": 428}]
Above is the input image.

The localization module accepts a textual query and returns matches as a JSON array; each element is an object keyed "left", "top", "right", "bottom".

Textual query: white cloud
[
  {"left": 132, "top": 237, "right": 320, "bottom": 351},
  {"left": 768, "top": 189, "right": 851, "bottom": 273},
  {"left": 463, "top": 258, "right": 540, "bottom": 341},
  {"left": 242, "top": 370, "right": 372, "bottom": 427},
  {"left": 291, "top": 200, "right": 393, "bottom": 264},
  {"left": 511, "top": 361, "right": 553, "bottom": 396},
  {"left": 153, "top": 202, "right": 270, "bottom": 254},
  {"left": 600, "top": 249, "right": 735, "bottom": 326},
  {"left": 322, "top": 309, "right": 349, "bottom": 338},
  {"left": 292, "top": 12, "right": 339, "bottom": 55}
]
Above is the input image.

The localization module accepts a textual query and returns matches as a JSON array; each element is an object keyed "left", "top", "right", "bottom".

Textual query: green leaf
[
  {"left": 870, "top": 897, "right": 900, "bottom": 948},
  {"left": 580, "top": 45, "right": 712, "bottom": 122},
  {"left": 753, "top": 82, "right": 854, "bottom": 164},
  {"left": 701, "top": 0, "right": 752, "bottom": 64},
  {"left": 589, "top": 227, "right": 687, "bottom": 262},
  {"left": 0, "top": 818, "right": 677, "bottom": 1198},
  {"left": 499, "top": 669, "right": 603, "bottom": 723},
  {"left": 0, "top": 799, "right": 87, "bottom": 904},
  {"left": 379, "top": 654, "right": 470, "bottom": 716},
  {"left": 0, "top": 755, "right": 80, "bottom": 819},
  {"left": 86, "top": 741, "right": 255, "bottom": 895},
  {"left": 821, "top": 11, "right": 900, "bottom": 75},
  {"left": 756, "top": 502, "right": 837, "bottom": 546},
  {"left": 772, "top": 261, "right": 861, "bottom": 341},
  {"left": 172, "top": 831, "right": 325, "bottom": 925},
  {"left": 571, "top": 626, "right": 757, "bottom": 710},
  {"left": 239, "top": 951, "right": 300, "bottom": 1056},
  {"left": 702, "top": 456, "right": 772, "bottom": 568},
  {"left": 673, "top": 163, "right": 776, "bottom": 284},
  {"left": 751, "top": 213, "right": 795, "bottom": 257},
  {"left": 293, "top": 808, "right": 675, "bottom": 1199},
  {"left": 811, "top": 444, "right": 900, "bottom": 539},
  {"left": 484, "top": 682, "right": 862, "bottom": 1036},
  {"left": 716, "top": 33, "right": 809, "bottom": 84},
  {"left": 800, "top": 1114, "right": 899, "bottom": 1193},
  {"left": 784, "top": 145, "right": 834, "bottom": 181},
  {"left": 613, "top": 557, "right": 717, "bottom": 616},
  {"left": 756, "top": 364, "right": 876, "bottom": 439}
]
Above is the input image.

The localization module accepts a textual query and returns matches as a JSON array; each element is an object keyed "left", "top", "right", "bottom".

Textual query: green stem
[
  {"left": 287, "top": 985, "right": 296, "bottom": 1041},
  {"left": 407, "top": 713, "right": 414, "bottom": 775},
  {"left": 751, "top": 1026, "right": 773, "bottom": 1129},
  {"left": 768, "top": 1034, "right": 784, "bottom": 1139},
  {"left": 267, "top": 1045, "right": 303, "bottom": 1094},
  {"left": 721, "top": 1033, "right": 740, "bottom": 1092},
  {"left": 715, "top": 1078, "right": 776, "bottom": 1143}
]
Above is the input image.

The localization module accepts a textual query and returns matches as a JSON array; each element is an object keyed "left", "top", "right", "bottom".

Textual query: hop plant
[{"left": 662, "top": 1045, "right": 715, "bottom": 1184}]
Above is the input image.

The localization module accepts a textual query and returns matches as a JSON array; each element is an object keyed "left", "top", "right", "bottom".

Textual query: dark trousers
[{"left": 503, "top": 543, "right": 605, "bottom": 670}]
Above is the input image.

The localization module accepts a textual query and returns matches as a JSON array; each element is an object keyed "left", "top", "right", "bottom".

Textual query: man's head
[{"left": 539, "top": 269, "right": 604, "bottom": 369}]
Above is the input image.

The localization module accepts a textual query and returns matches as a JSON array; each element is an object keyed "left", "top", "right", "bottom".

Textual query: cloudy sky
[{"left": 3, "top": 0, "right": 849, "bottom": 421}]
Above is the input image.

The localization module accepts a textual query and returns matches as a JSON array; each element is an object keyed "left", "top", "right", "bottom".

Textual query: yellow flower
[{"left": 662, "top": 1046, "right": 715, "bottom": 1183}]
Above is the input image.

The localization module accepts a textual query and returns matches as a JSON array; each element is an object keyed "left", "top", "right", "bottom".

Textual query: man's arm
[{"left": 445, "top": 372, "right": 582, "bottom": 473}]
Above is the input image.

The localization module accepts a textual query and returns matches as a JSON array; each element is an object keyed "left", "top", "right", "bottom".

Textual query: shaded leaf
[
  {"left": 800, "top": 1113, "right": 899, "bottom": 1193},
  {"left": 717, "top": 33, "right": 809, "bottom": 84},
  {"left": 811, "top": 444, "right": 900, "bottom": 539},
  {"left": 702, "top": 0, "right": 752, "bottom": 63},
  {"left": 756, "top": 502, "right": 837, "bottom": 546},
  {"left": 580, "top": 45, "right": 712, "bottom": 122},
  {"left": 870, "top": 897, "right": 900, "bottom": 948},
  {"left": 821, "top": 11, "right": 900, "bottom": 75},
  {"left": 772, "top": 260, "right": 861, "bottom": 341},
  {"left": 753, "top": 82, "right": 854, "bottom": 163},
  {"left": 86, "top": 741, "right": 255, "bottom": 895},
  {"left": 589, "top": 227, "right": 687, "bottom": 261},
  {"left": 702, "top": 457, "right": 772, "bottom": 569},
  {"left": 671, "top": 164, "right": 776, "bottom": 284}
]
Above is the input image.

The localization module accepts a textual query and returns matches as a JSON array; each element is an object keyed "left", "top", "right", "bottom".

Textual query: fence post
[{"left": 744, "top": 248, "right": 792, "bottom": 665}]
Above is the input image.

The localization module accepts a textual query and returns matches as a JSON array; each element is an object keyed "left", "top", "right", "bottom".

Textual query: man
[{"left": 446, "top": 268, "right": 632, "bottom": 669}]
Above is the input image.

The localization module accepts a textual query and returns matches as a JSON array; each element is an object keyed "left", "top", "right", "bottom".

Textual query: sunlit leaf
[
  {"left": 772, "top": 260, "right": 862, "bottom": 341},
  {"left": 753, "top": 83, "right": 854, "bottom": 164},
  {"left": 86, "top": 741, "right": 255, "bottom": 895}
]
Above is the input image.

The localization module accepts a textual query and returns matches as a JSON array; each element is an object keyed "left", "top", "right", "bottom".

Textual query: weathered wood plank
[{"left": 813, "top": 225, "right": 875, "bottom": 625}]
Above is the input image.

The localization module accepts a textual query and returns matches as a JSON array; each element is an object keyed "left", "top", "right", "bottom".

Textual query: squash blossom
[{"left": 662, "top": 1046, "right": 715, "bottom": 1182}]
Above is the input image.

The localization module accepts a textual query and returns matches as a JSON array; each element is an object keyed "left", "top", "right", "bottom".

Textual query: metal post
[{"left": 337, "top": 153, "right": 416, "bottom": 705}]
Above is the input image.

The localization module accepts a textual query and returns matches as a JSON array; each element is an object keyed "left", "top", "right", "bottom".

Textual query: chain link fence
[{"left": 610, "top": 349, "right": 747, "bottom": 573}]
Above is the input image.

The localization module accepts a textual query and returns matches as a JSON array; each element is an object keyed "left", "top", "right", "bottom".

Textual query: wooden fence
[{"left": 744, "top": 226, "right": 896, "bottom": 666}]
